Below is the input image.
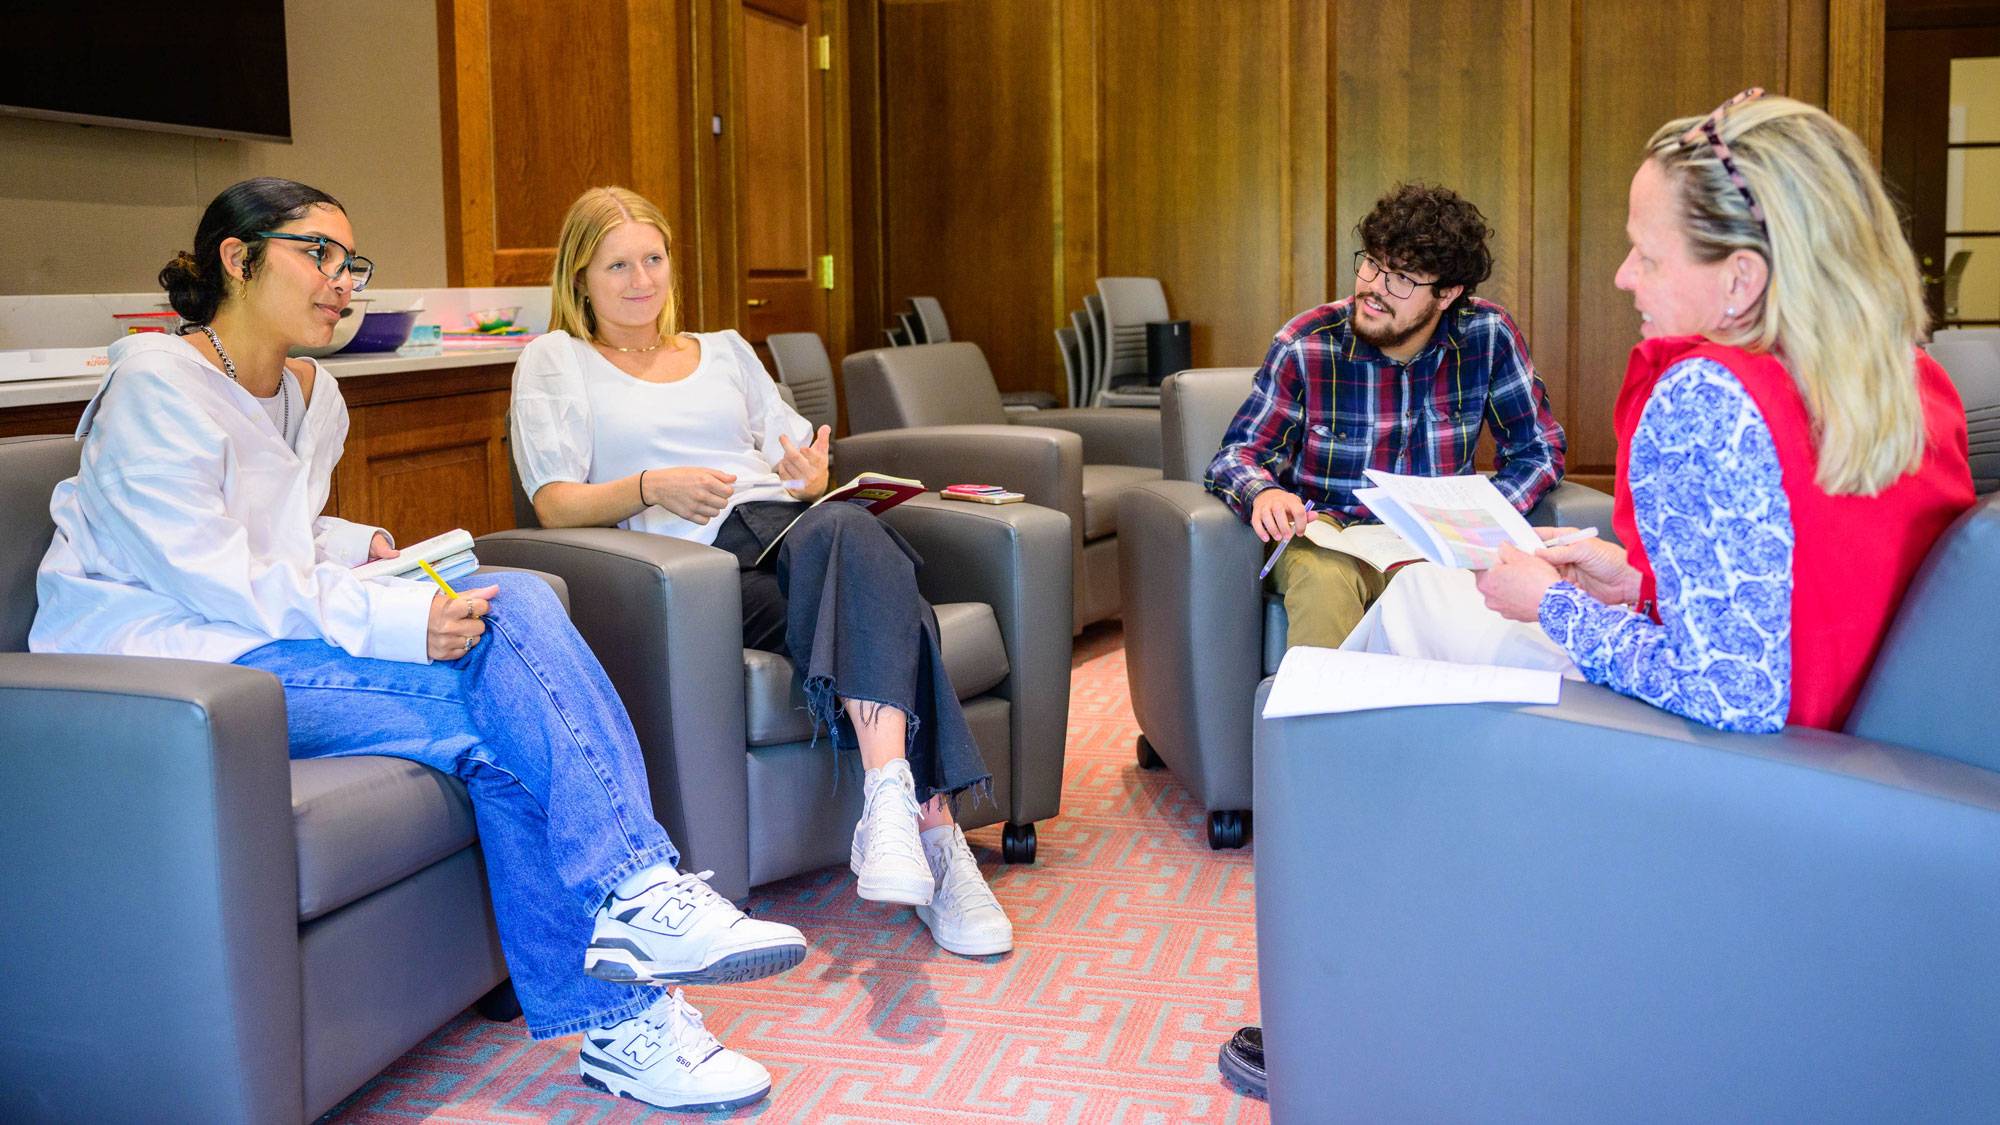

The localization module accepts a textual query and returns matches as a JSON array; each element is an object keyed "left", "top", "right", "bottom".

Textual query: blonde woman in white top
[
  {"left": 512, "top": 187, "right": 1014, "bottom": 958},
  {"left": 32, "top": 177, "right": 805, "bottom": 1113}
]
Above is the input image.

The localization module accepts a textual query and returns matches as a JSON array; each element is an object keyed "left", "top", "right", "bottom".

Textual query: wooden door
[
  {"left": 1885, "top": 22, "right": 2000, "bottom": 326},
  {"left": 438, "top": 0, "right": 698, "bottom": 293},
  {"left": 734, "top": 0, "right": 830, "bottom": 350}
]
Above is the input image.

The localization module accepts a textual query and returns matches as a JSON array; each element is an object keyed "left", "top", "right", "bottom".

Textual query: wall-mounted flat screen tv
[{"left": 0, "top": 2, "right": 291, "bottom": 142}]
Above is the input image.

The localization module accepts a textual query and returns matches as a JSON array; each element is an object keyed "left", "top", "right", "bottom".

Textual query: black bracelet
[{"left": 638, "top": 469, "right": 648, "bottom": 506}]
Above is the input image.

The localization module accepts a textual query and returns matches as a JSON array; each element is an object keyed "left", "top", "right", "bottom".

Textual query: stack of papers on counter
[{"left": 0, "top": 347, "right": 110, "bottom": 384}]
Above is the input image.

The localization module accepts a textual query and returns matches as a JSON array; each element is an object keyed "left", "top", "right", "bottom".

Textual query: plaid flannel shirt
[{"left": 1204, "top": 297, "right": 1566, "bottom": 524}]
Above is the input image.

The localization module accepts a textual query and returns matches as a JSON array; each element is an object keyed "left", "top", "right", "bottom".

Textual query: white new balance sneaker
[
  {"left": 579, "top": 988, "right": 771, "bottom": 1112},
  {"left": 849, "top": 758, "right": 935, "bottom": 905},
  {"left": 586, "top": 869, "right": 807, "bottom": 986},
  {"left": 915, "top": 824, "right": 1014, "bottom": 956}
]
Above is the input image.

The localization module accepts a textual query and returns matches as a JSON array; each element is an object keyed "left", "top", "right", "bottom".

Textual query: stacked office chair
[
  {"left": 1929, "top": 331, "right": 2000, "bottom": 497},
  {"left": 1251, "top": 487, "right": 2000, "bottom": 1121},
  {"left": 1058, "top": 279, "right": 1173, "bottom": 408},
  {"left": 1066, "top": 308, "right": 1099, "bottom": 407},
  {"left": 0, "top": 434, "right": 569, "bottom": 1122},
  {"left": 910, "top": 296, "right": 951, "bottom": 344},
  {"left": 765, "top": 331, "right": 839, "bottom": 433},
  {"left": 1056, "top": 326, "right": 1085, "bottom": 407},
  {"left": 485, "top": 447, "right": 1074, "bottom": 898},
  {"left": 884, "top": 296, "right": 1056, "bottom": 412},
  {"left": 840, "top": 341, "right": 1162, "bottom": 632},
  {"left": 1095, "top": 277, "right": 1171, "bottom": 403},
  {"left": 1118, "top": 369, "right": 1615, "bottom": 848}
]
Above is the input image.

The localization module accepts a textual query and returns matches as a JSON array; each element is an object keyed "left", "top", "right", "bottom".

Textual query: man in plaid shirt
[{"left": 1205, "top": 182, "right": 1566, "bottom": 649}]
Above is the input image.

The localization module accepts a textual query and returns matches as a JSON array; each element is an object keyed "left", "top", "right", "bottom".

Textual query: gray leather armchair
[
  {"left": 0, "top": 434, "right": 567, "bottom": 1123},
  {"left": 1119, "top": 368, "right": 1614, "bottom": 848},
  {"left": 479, "top": 483, "right": 1073, "bottom": 901},
  {"left": 841, "top": 341, "right": 1162, "bottom": 631},
  {"left": 1252, "top": 493, "right": 2000, "bottom": 1122}
]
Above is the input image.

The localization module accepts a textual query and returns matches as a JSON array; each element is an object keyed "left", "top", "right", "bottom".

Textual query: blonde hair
[
  {"left": 548, "top": 186, "right": 680, "bottom": 343},
  {"left": 1646, "top": 95, "right": 1930, "bottom": 496}
]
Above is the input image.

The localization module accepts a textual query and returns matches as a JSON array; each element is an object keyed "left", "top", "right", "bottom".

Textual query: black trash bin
[{"left": 1146, "top": 320, "right": 1191, "bottom": 386}]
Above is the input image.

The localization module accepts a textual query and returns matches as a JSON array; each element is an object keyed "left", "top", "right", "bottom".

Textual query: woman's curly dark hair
[{"left": 1355, "top": 182, "right": 1493, "bottom": 304}]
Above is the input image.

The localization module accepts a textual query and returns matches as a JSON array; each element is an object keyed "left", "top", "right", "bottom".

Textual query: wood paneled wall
[
  {"left": 853, "top": 0, "right": 1874, "bottom": 480},
  {"left": 438, "top": 0, "right": 702, "bottom": 301}
]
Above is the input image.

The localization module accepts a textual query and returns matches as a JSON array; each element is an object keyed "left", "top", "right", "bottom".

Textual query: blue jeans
[{"left": 235, "top": 572, "right": 674, "bottom": 1039}]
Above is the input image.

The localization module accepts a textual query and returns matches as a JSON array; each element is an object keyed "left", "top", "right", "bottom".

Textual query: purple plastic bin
[{"left": 337, "top": 309, "right": 421, "bottom": 354}]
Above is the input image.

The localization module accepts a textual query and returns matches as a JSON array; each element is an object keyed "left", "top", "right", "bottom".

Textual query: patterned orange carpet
[{"left": 326, "top": 625, "right": 1270, "bottom": 1123}]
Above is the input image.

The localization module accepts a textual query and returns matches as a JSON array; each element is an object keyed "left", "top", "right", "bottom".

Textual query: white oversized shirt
[
  {"left": 31, "top": 333, "right": 436, "bottom": 665},
  {"left": 510, "top": 329, "right": 813, "bottom": 546}
]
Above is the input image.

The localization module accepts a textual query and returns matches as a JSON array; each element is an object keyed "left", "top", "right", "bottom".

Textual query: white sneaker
[
  {"left": 586, "top": 869, "right": 807, "bottom": 986},
  {"left": 579, "top": 988, "right": 771, "bottom": 1112},
  {"left": 849, "top": 758, "right": 935, "bottom": 905},
  {"left": 915, "top": 824, "right": 1014, "bottom": 956}
]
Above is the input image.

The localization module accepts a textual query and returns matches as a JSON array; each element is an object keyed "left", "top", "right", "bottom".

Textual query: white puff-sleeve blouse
[{"left": 510, "top": 329, "right": 813, "bottom": 546}]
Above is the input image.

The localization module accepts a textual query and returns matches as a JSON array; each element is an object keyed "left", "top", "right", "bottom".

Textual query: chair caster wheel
[
  {"left": 1136, "top": 734, "right": 1165, "bottom": 770},
  {"left": 1207, "top": 810, "right": 1250, "bottom": 850},
  {"left": 1002, "top": 821, "right": 1038, "bottom": 864},
  {"left": 475, "top": 978, "right": 521, "bottom": 1022}
]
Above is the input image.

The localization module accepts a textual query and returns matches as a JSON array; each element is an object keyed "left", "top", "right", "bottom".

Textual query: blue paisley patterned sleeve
[{"left": 1536, "top": 357, "right": 1794, "bottom": 733}]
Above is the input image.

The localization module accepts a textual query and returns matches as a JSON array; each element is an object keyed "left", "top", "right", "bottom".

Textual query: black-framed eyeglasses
[
  {"left": 1679, "top": 87, "right": 1768, "bottom": 237},
  {"left": 256, "top": 231, "right": 375, "bottom": 291},
  {"left": 1353, "top": 251, "right": 1442, "bottom": 300}
]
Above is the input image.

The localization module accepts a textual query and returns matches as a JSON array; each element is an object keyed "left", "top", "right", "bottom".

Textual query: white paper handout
[
  {"left": 1261, "top": 645, "right": 1561, "bottom": 718},
  {"left": 1352, "top": 469, "right": 1543, "bottom": 570}
]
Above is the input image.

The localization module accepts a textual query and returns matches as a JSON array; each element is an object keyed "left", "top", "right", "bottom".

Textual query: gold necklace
[{"left": 605, "top": 334, "right": 669, "bottom": 354}]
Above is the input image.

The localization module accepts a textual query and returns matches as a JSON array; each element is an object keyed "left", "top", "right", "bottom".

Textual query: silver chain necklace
[{"left": 198, "top": 324, "right": 289, "bottom": 440}]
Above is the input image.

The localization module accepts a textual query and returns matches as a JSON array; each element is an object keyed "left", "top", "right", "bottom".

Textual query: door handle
[{"left": 746, "top": 298, "right": 770, "bottom": 308}]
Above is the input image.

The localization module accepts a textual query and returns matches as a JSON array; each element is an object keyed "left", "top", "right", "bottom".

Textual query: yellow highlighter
[{"left": 416, "top": 557, "right": 460, "bottom": 600}]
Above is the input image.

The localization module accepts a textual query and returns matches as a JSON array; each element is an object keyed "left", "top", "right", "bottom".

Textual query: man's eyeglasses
[
  {"left": 1353, "top": 251, "right": 1442, "bottom": 300},
  {"left": 1680, "top": 87, "right": 1767, "bottom": 236},
  {"left": 256, "top": 231, "right": 376, "bottom": 291}
]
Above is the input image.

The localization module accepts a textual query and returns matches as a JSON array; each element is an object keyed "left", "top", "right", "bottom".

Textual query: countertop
[{"left": 0, "top": 344, "right": 530, "bottom": 411}]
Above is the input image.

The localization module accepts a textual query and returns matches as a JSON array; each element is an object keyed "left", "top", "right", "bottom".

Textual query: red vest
[{"left": 1612, "top": 336, "right": 1973, "bottom": 731}]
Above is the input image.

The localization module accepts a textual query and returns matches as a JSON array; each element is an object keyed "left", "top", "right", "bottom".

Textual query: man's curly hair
[{"left": 1356, "top": 182, "right": 1493, "bottom": 304}]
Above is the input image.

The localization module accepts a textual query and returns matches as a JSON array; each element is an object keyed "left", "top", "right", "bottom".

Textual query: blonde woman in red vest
[
  {"left": 1476, "top": 90, "right": 1974, "bottom": 731},
  {"left": 1355, "top": 91, "right": 1973, "bottom": 734}
]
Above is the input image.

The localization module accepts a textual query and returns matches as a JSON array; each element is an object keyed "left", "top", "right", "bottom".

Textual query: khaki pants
[{"left": 1267, "top": 539, "right": 1393, "bottom": 649}]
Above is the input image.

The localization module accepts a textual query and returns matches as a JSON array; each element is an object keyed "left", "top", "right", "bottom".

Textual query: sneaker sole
[
  {"left": 585, "top": 938, "right": 807, "bottom": 986},
  {"left": 579, "top": 1060, "right": 770, "bottom": 1112},
  {"left": 850, "top": 841, "right": 936, "bottom": 905},
  {"left": 855, "top": 871, "right": 936, "bottom": 906},
  {"left": 916, "top": 916, "right": 1014, "bottom": 957},
  {"left": 1216, "top": 1043, "right": 1268, "bottom": 1101}
]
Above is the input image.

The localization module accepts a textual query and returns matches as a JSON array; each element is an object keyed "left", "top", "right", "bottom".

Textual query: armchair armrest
[
  {"left": 0, "top": 654, "right": 302, "bottom": 1123},
  {"left": 879, "top": 495, "right": 1074, "bottom": 823},
  {"left": 1014, "top": 408, "right": 1163, "bottom": 469},
  {"left": 833, "top": 425, "right": 1084, "bottom": 523},
  {"left": 1117, "top": 479, "right": 1265, "bottom": 809},
  {"left": 475, "top": 527, "right": 753, "bottom": 898},
  {"left": 1253, "top": 680, "right": 2000, "bottom": 1121},
  {"left": 1525, "top": 480, "right": 1616, "bottom": 542}
]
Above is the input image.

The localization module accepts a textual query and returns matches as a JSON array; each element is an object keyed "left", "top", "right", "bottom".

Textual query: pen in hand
[
  {"left": 416, "top": 557, "right": 460, "bottom": 600},
  {"left": 1539, "top": 526, "right": 1600, "bottom": 549},
  {"left": 1258, "top": 500, "right": 1317, "bottom": 580}
]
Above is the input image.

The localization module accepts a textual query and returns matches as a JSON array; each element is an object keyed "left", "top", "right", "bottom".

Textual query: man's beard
[{"left": 1352, "top": 307, "right": 1433, "bottom": 353}]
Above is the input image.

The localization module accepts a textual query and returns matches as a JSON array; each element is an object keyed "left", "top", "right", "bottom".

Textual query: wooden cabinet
[
  {"left": 333, "top": 364, "right": 516, "bottom": 543},
  {"left": 0, "top": 362, "right": 521, "bottom": 544}
]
